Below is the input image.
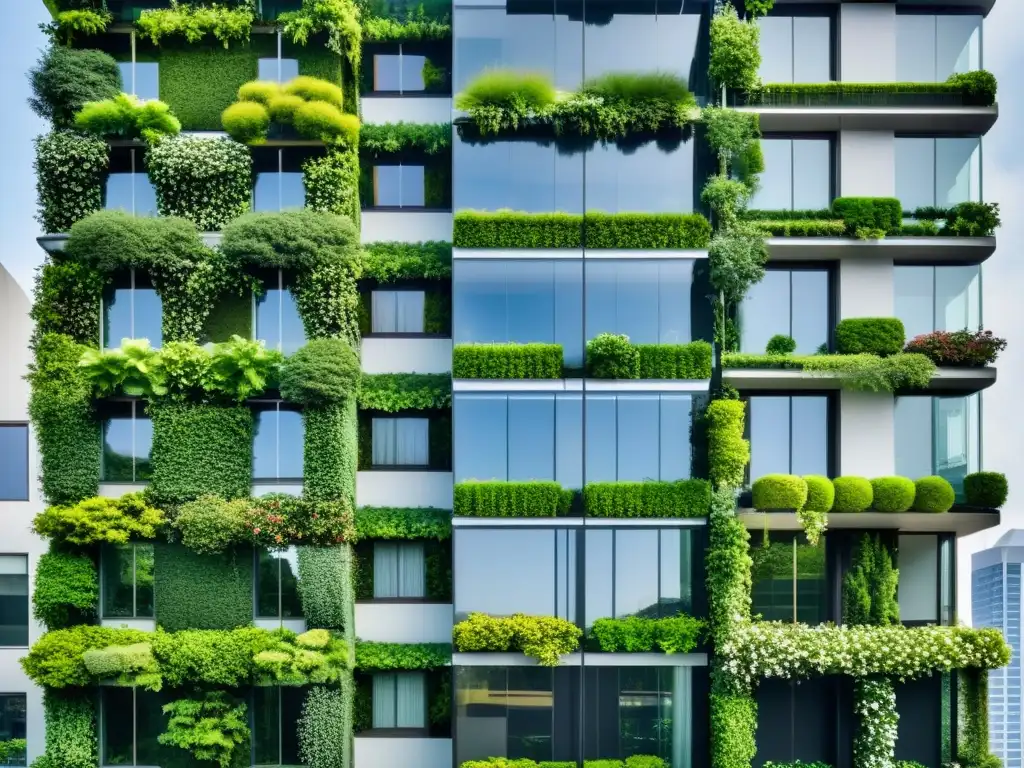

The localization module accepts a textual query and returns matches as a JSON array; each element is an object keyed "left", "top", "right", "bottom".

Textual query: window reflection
[
  {"left": 371, "top": 165, "right": 426, "bottom": 207},
  {"left": 454, "top": 528, "right": 576, "bottom": 621},
  {"left": 749, "top": 138, "right": 832, "bottom": 211},
  {"left": 102, "top": 401, "right": 153, "bottom": 483},
  {"left": 758, "top": 15, "right": 831, "bottom": 83},
  {"left": 896, "top": 14, "right": 981, "bottom": 81},
  {"left": 255, "top": 269, "right": 306, "bottom": 354},
  {"left": 585, "top": 142, "right": 696, "bottom": 213},
  {"left": 106, "top": 148, "right": 158, "bottom": 217},
  {"left": 102, "top": 543, "right": 155, "bottom": 619},
  {"left": 894, "top": 265, "right": 981, "bottom": 340},
  {"left": 747, "top": 396, "right": 829, "bottom": 482},
  {"left": 750, "top": 532, "right": 826, "bottom": 624},
  {"left": 0, "top": 426, "right": 28, "bottom": 502},
  {"left": 898, "top": 534, "right": 939, "bottom": 623},
  {"left": 103, "top": 271, "right": 163, "bottom": 349},
  {"left": 258, "top": 57, "right": 300, "bottom": 83},
  {"left": 252, "top": 687, "right": 303, "bottom": 766},
  {"left": 895, "top": 137, "right": 981, "bottom": 210},
  {"left": 585, "top": 260, "right": 696, "bottom": 345},
  {"left": 895, "top": 394, "right": 979, "bottom": 499},
  {"left": 740, "top": 268, "right": 829, "bottom": 354},
  {"left": 0, "top": 556, "right": 28, "bottom": 647},
  {"left": 253, "top": 148, "right": 308, "bottom": 212},
  {"left": 118, "top": 61, "right": 160, "bottom": 100},
  {"left": 256, "top": 547, "right": 302, "bottom": 618},
  {"left": 0, "top": 694, "right": 25, "bottom": 765},
  {"left": 252, "top": 402, "right": 304, "bottom": 481}
]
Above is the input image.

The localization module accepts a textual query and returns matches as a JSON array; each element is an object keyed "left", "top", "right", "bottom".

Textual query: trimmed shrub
[
  {"left": 870, "top": 476, "right": 916, "bottom": 513},
  {"left": 280, "top": 339, "right": 361, "bottom": 407},
  {"left": 831, "top": 197, "right": 903, "bottom": 237},
  {"left": 913, "top": 476, "right": 955, "bottom": 513},
  {"left": 452, "top": 612, "right": 581, "bottom": 665},
  {"left": 293, "top": 100, "right": 360, "bottom": 144},
  {"left": 589, "top": 615, "right": 704, "bottom": 654},
  {"left": 706, "top": 399, "right": 749, "bottom": 490},
  {"left": 268, "top": 93, "right": 306, "bottom": 124},
  {"left": 964, "top": 472, "right": 1008, "bottom": 508},
  {"left": 358, "top": 373, "right": 451, "bottom": 412},
  {"left": 34, "top": 494, "right": 163, "bottom": 546},
  {"left": 361, "top": 241, "right": 452, "bottom": 282},
  {"left": 453, "top": 210, "right": 582, "bottom": 248},
  {"left": 832, "top": 476, "right": 873, "bottom": 513},
  {"left": 154, "top": 544, "right": 253, "bottom": 632},
  {"left": 354, "top": 641, "right": 452, "bottom": 671},
  {"left": 752, "top": 475, "right": 808, "bottom": 510},
  {"left": 452, "top": 343, "right": 563, "bottom": 379},
  {"left": 454, "top": 481, "right": 572, "bottom": 517},
  {"left": 360, "top": 122, "right": 451, "bottom": 156},
  {"left": 584, "top": 212, "right": 712, "bottom": 249},
  {"left": 803, "top": 475, "right": 835, "bottom": 513},
  {"left": 238, "top": 80, "right": 280, "bottom": 106},
  {"left": 33, "top": 552, "right": 98, "bottom": 631},
  {"left": 765, "top": 334, "right": 796, "bottom": 355},
  {"left": 636, "top": 342, "right": 713, "bottom": 379},
  {"left": 584, "top": 480, "right": 711, "bottom": 518},
  {"left": 29, "top": 45, "right": 122, "bottom": 127},
  {"left": 284, "top": 75, "right": 344, "bottom": 108},
  {"left": 304, "top": 401, "right": 358, "bottom": 503},
  {"left": 173, "top": 495, "right": 252, "bottom": 555},
  {"left": 946, "top": 70, "right": 998, "bottom": 106},
  {"left": 222, "top": 100, "right": 270, "bottom": 143},
  {"left": 34, "top": 130, "right": 109, "bottom": 233},
  {"left": 835, "top": 317, "right": 905, "bottom": 357},
  {"left": 75, "top": 93, "right": 181, "bottom": 143},
  {"left": 586, "top": 333, "right": 639, "bottom": 378}
]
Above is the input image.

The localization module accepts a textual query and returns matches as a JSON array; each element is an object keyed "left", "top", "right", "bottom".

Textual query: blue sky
[{"left": 1, "top": 2, "right": 1021, "bottom": 622}]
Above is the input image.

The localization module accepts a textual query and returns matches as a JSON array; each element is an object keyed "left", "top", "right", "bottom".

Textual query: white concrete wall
[
  {"left": 357, "top": 471, "right": 453, "bottom": 509},
  {"left": 360, "top": 97, "right": 453, "bottom": 126},
  {"left": 838, "top": 257, "right": 895, "bottom": 319},
  {"left": 839, "top": 4, "right": 896, "bottom": 82},
  {"left": 361, "top": 212, "right": 453, "bottom": 244},
  {"left": 355, "top": 603, "right": 453, "bottom": 643},
  {"left": 840, "top": 391, "right": 895, "bottom": 478},
  {"left": 0, "top": 266, "right": 46, "bottom": 764},
  {"left": 839, "top": 131, "right": 895, "bottom": 198},
  {"left": 354, "top": 736, "right": 452, "bottom": 768},
  {"left": 361, "top": 338, "right": 452, "bottom": 374}
]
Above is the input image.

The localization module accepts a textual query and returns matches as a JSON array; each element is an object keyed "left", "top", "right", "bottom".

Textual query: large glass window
[
  {"left": 368, "top": 164, "right": 425, "bottom": 207},
  {"left": 739, "top": 268, "right": 830, "bottom": 354},
  {"left": 101, "top": 401, "right": 153, "bottom": 483},
  {"left": 252, "top": 403, "right": 304, "bottom": 481},
  {"left": 105, "top": 148, "right": 158, "bottom": 217},
  {"left": 371, "top": 290, "right": 425, "bottom": 333},
  {"left": 757, "top": 14, "right": 832, "bottom": 83},
  {"left": 749, "top": 138, "right": 832, "bottom": 211},
  {"left": 455, "top": 528, "right": 577, "bottom": 621},
  {"left": 896, "top": 13, "right": 982, "bottom": 82},
  {"left": 895, "top": 137, "right": 982, "bottom": 210},
  {"left": 454, "top": 393, "right": 583, "bottom": 488},
  {"left": 372, "top": 672, "right": 427, "bottom": 728},
  {"left": 894, "top": 265, "right": 981, "bottom": 340},
  {"left": 585, "top": 142, "right": 696, "bottom": 213},
  {"left": 371, "top": 417, "right": 429, "bottom": 467},
  {"left": 0, "top": 557, "right": 28, "bottom": 647},
  {"left": 750, "top": 532, "right": 826, "bottom": 624},
  {"left": 102, "top": 270, "right": 162, "bottom": 348},
  {"left": 895, "top": 394, "right": 980, "bottom": 498},
  {"left": 253, "top": 148, "right": 308, "bottom": 212},
  {"left": 898, "top": 534, "right": 939, "bottom": 623},
  {"left": 101, "top": 688, "right": 170, "bottom": 766},
  {"left": 258, "top": 57, "right": 299, "bottom": 82},
  {"left": 255, "top": 270, "right": 306, "bottom": 355},
  {"left": 747, "top": 395, "right": 830, "bottom": 482},
  {"left": 117, "top": 61, "right": 159, "bottom": 100},
  {"left": 374, "top": 542, "right": 426, "bottom": 598},
  {"left": 371, "top": 50, "right": 428, "bottom": 92},
  {"left": 454, "top": 259, "right": 584, "bottom": 368},
  {"left": 585, "top": 394, "right": 698, "bottom": 483},
  {"left": 585, "top": 260, "right": 697, "bottom": 345},
  {"left": 252, "top": 687, "right": 304, "bottom": 766},
  {"left": 101, "top": 543, "right": 155, "bottom": 619},
  {"left": 0, "top": 695, "right": 25, "bottom": 766},
  {"left": 585, "top": 528, "right": 693, "bottom": 628},
  {"left": 256, "top": 547, "right": 302, "bottom": 619},
  {"left": 0, "top": 425, "right": 28, "bottom": 501}
]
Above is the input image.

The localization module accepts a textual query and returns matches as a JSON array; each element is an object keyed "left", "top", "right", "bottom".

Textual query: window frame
[
  {"left": 254, "top": 547, "right": 303, "bottom": 620},
  {"left": 752, "top": 133, "right": 836, "bottom": 211},
  {"left": 894, "top": 7, "right": 984, "bottom": 80},
  {"left": 252, "top": 147, "right": 311, "bottom": 213},
  {"left": 253, "top": 267, "right": 306, "bottom": 355},
  {"left": 370, "top": 415, "right": 432, "bottom": 470},
  {"left": 368, "top": 287, "right": 428, "bottom": 336},
  {"left": 100, "top": 542, "right": 155, "bottom": 620},
  {"left": 251, "top": 400, "right": 305, "bottom": 483},
  {"left": 0, "top": 693, "right": 26, "bottom": 767},
  {"left": 366, "top": 42, "right": 447, "bottom": 96},
  {"left": 0, "top": 424, "right": 29, "bottom": 502},
  {"left": 100, "top": 400, "right": 153, "bottom": 484},
  {"left": 0, "top": 555, "right": 28, "bottom": 649},
  {"left": 369, "top": 671, "right": 430, "bottom": 733},
  {"left": 250, "top": 685, "right": 305, "bottom": 766},
  {"left": 105, "top": 148, "right": 157, "bottom": 217},
  {"left": 738, "top": 261, "right": 837, "bottom": 354},
  {"left": 893, "top": 264, "right": 983, "bottom": 339},
  {"left": 742, "top": 392, "right": 837, "bottom": 485},
  {"left": 894, "top": 134, "right": 984, "bottom": 209},
  {"left": 749, "top": 530, "right": 830, "bottom": 625}
]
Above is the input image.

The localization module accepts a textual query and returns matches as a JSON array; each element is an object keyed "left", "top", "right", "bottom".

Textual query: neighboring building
[
  {"left": 12, "top": 1, "right": 1006, "bottom": 768},
  {"left": 973, "top": 531, "right": 1024, "bottom": 768}
]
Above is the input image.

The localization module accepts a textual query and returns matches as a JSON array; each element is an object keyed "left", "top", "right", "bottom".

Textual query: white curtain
[
  {"left": 373, "top": 291, "right": 424, "bottom": 333},
  {"left": 373, "top": 673, "right": 396, "bottom": 728},
  {"left": 372, "top": 418, "right": 429, "bottom": 466},
  {"left": 374, "top": 543, "right": 399, "bottom": 598},
  {"left": 372, "top": 291, "right": 397, "bottom": 333},
  {"left": 399, "top": 543, "right": 426, "bottom": 598},
  {"left": 396, "top": 673, "right": 426, "bottom": 727}
]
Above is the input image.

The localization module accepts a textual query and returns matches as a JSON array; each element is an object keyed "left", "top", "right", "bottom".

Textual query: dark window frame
[
  {"left": 368, "top": 412, "right": 434, "bottom": 470},
  {"left": 757, "top": 132, "right": 837, "bottom": 211},
  {"left": 0, "top": 693, "right": 26, "bottom": 767},
  {"left": 738, "top": 261, "right": 837, "bottom": 354},
  {"left": 750, "top": 530, "right": 830, "bottom": 625},
  {"left": 100, "top": 267, "right": 161, "bottom": 349},
  {"left": 253, "top": 546, "right": 304, "bottom": 620},
  {"left": 0, "top": 555, "right": 28, "bottom": 649},
  {"left": 367, "top": 670, "right": 431, "bottom": 734}
]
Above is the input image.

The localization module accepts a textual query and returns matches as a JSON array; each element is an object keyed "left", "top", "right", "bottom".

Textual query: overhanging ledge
[{"left": 738, "top": 509, "right": 1000, "bottom": 536}]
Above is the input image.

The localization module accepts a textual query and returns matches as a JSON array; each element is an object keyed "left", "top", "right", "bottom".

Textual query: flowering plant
[
  {"left": 245, "top": 495, "right": 355, "bottom": 549},
  {"left": 904, "top": 329, "right": 1006, "bottom": 367},
  {"left": 854, "top": 678, "right": 898, "bottom": 768}
]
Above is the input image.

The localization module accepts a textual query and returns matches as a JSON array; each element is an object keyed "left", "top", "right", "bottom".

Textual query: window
[
  {"left": 374, "top": 542, "right": 425, "bottom": 598},
  {"left": 252, "top": 687, "right": 304, "bottom": 765},
  {"left": 0, "top": 426, "right": 28, "bottom": 501},
  {"left": 253, "top": 403, "right": 304, "bottom": 481},
  {"left": 117, "top": 61, "right": 159, "bottom": 101},
  {"left": 371, "top": 418, "right": 429, "bottom": 467},
  {"left": 371, "top": 50, "right": 427, "bottom": 92},
  {"left": 253, "top": 148, "right": 307, "bottom": 212},
  {"left": 749, "top": 137, "right": 832, "bottom": 211},
  {"left": 896, "top": 13, "right": 982, "bottom": 81},
  {"left": 895, "top": 137, "right": 981, "bottom": 211},
  {"left": 585, "top": 394, "right": 698, "bottom": 483},
  {"left": 101, "top": 543, "right": 155, "bottom": 619},
  {"left": 455, "top": 528, "right": 577, "bottom": 622},
  {"left": 105, "top": 148, "right": 158, "bottom": 217},
  {"left": 898, "top": 535, "right": 939, "bottom": 623},
  {"left": 453, "top": 259, "right": 584, "bottom": 368},
  {"left": 585, "top": 142, "right": 697, "bottom": 213},
  {"left": 895, "top": 265, "right": 980, "bottom": 341},
  {"left": 751, "top": 532, "right": 826, "bottom": 624},
  {"left": 584, "top": 528, "right": 693, "bottom": 628},
  {"left": 0, "top": 695, "right": 25, "bottom": 766},
  {"left": 757, "top": 14, "right": 831, "bottom": 83},
  {"left": 256, "top": 548, "right": 302, "bottom": 619},
  {"left": 747, "top": 395, "right": 830, "bottom": 482},
  {"left": 740, "top": 268, "right": 830, "bottom": 354},
  {"left": 255, "top": 270, "right": 306, "bottom": 355},
  {"left": 454, "top": 393, "right": 582, "bottom": 488},
  {"left": 371, "top": 290, "right": 425, "bottom": 333},
  {"left": 0, "top": 557, "right": 27, "bottom": 647},
  {"left": 372, "top": 672, "right": 427, "bottom": 729},
  {"left": 895, "top": 394, "right": 980, "bottom": 498},
  {"left": 102, "top": 269, "right": 162, "bottom": 348},
  {"left": 369, "top": 164, "right": 425, "bottom": 207},
  {"left": 101, "top": 401, "right": 153, "bottom": 483},
  {"left": 258, "top": 57, "right": 299, "bottom": 82},
  {"left": 101, "top": 688, "right": 173, "bottom": 766}
]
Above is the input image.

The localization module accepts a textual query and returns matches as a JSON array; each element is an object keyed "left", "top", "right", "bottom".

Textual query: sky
[{"left": 1, "top": 2, "right": 1021, "bottom": 623}]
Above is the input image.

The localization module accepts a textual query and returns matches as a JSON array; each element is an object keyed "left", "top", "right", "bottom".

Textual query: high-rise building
[
  {"left": 10, "top": 1, "right": 1008, "bottom": 768},
  {"left": 973, "top": 531, "right": 1024, "bottom": 768}
]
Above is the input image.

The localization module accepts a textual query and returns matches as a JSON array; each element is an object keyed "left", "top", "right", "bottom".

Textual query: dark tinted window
[
  {"left": 740, "top": 268, "right": 830, "bottom": 354},
  {"left": 102, "top": 543, "right": 155, "bottom": 619},
  {"left": 0, "top": 695, "right": 25, "bottom": 764},
  {"left": 0, "top": 425, "right": 28, "bottom": 501},
  {"left": 747, "top": 396, "right": 829, "bottom": 481},
  {"left": 253, "top": 687, "right": 304, "bottom": 766},
  {"left": 751, "top": 532, "right": 826, "bottom": 624},
  {"left": 0, "top": 555, "right": 28, "bottom": 646},
  {"left": 256, "top": 547, "right": 302, "bottom": 618}
]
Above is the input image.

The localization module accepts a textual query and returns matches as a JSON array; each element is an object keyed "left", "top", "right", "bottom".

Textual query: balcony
[
  {"left": 738, "top": 508, "right": 999, "bottom": 537},
  {"left": 723, "top": 364, "right": 996, "bottom": 394},
  {"left": 766, "top": 236, "right": 996, "bottom": 265}
]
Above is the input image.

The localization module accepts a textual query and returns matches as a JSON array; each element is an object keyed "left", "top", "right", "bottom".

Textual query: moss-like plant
[
  {"left": 964, "top": 471, "right": 1008, "bottom": 508},
  {"left": 280, "top": 338, "right": 361, "bottom": 407},
  {"left": 832, "top": 476, "right": 873, "bottom": 513},
  {"left": 870, "top": 476, "right": 916, "bottom": 513},
  {"left": 913, "top": 476, "right": 955, "bottom": 513},
  {"left": 224, "top": 76, "right": 359, "bottom": 144},
  {"left": 29, "top": 45, "right": 122, "bottom": 128},
  {"left": 33, "top": 552, "right": 98, "bottom": 631},
  {"left": 452, "top": 612, "right": 581, "bottom": 666},
  {"left": 752, "top": 475, "right": 808, "bottom": 510},
  {"left": 835, "top": 317, "right": 906, "bottom": 357},
  {"left": 706, "top": 399, "right": 749, "bottom": 490}
]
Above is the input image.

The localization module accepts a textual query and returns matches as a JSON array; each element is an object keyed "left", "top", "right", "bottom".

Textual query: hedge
[
  {"left": 358, "top": 373, "right": 451, "bottom": 411},
  {"left": 706, "top": 399, "right": 749, "bottom": 490},
  {"left": 749, "top": 219, "right": 847, "bottom": 237},
  {"left": 304, "top": 401, "right": 358, "bottom": 503},
  {"left": 354, "top": 641, "right": 451, "bottom": 671},
  {"left": 585, "top": 340, "right": 713, "bottom": 380},
  {"left": 454, "top": 481, "right": 573, "bottom": 517},
  {"left": 33, "top": 551, "right": 98, "bottom": 631},
  {"left": 747, "top": 72, "right": 997, "bottom": 107},
  {"left": 832, "top": 476, "right": 874, "bottom": 513},
  {"left": 752, "top": 475, "right": 808, "bottom": 510},
  {"left": 452, "top": 343, "right": 563, "bottom": 379},
  {"left": 361, "top": 241, "right": 452, "bottom": 282},
  {"left": 159, "top": 44, "right": 259, "bottom": 130},
  {"left": 354, "top": 507, "right": 452, "bottom": 541},
  {"left": 584, "top": 480, "right": 711, "bottom": 518},
  {"left": 297, "top": 545, "right": 352, "bottom": 631},
  {"left": 588, "top": 615, "right": 705, "bottom": 654},
  {"left": 964, "top": 471, "right": 1008, "bottom": 508},
  {"left": 722, "top": 352, "right": 934, "bottom": 393},
  {"left": 153, "top": 544, "right": 253, "bottom": 632},
  {"left": 452, "top": 613, "right": 581, "bottom": 666},
  {"left": 835, "top": 318, "right": 906, "bottom": 357},
  {"left": 870, "top": 476, "right": 917, "bottom": 513},
  {"left": 452, "top": 211, "right": 712, "bottom": 249},
  {"left": 148, "top": 404, "right": 253, "bottom": 505},
  {"left": 831, "top": 197, "right": 903, "bottom": 237}
]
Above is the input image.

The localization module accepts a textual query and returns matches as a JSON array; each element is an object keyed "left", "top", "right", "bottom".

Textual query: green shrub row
[
  {"left": 454, "top": 481, "right": 573, "bottom": 518},
  {"left": 584, "top": 480, "right": 710, "bottom": 518},
  {"left": 360, "top": 122, "right": 450, "bottom": 157},
  {"left": 589, "top": 615, "right": 705, "bottom": 654},
  {"left": 361, "top": 241, "right": 452, "bottom": 282},
  {"left": 722, "top": 352, "right": 935, "bottom": 393},
  {"left": 747, "top": 71, "right": 997, "bottom": 107},
  {"left": 354, "top": 642, "right": 451, "bottom": 670},
  {"left": 585, "top": 334, "right": 712, "bottom": 379},
  {"left": 835, "top": 317, "right": 906, "bottom": 356},
  {"left": 752, "top": 474, "right": 958, "bottom": 514},
  {"left": 453, "top": 210, "right": 712, "bottom": 249},
  {"left": 358, "top": 373, "right": 451, "bottom": 411},
  {"left": 362, "top": 13, "right": 451, "bottom": 42},
  {"left": 749, "top": 219, "right": 846, "bottom": 237},
  {"left": 354, "top": 507, "right": 451, "bottom": 541},
  {"left": 453, "top": 343, "right": 564, "bottom": 379},
  {"left": 452, "top": 613, "right": 581, "bottom": 666},
  {"left": 462, "top": 759, "right": 667, "bottom": 768},
  {"left": 222, "top": 76, "right": 358, "bottom": 145}
]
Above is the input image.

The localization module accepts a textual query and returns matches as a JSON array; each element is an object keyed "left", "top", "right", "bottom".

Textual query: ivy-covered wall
[{"left": 153, "top": 544, "right": 254, "bottom": 631}]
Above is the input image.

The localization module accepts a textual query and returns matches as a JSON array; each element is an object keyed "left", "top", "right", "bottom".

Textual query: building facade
[
  {"left": 973, "top": 531, "right": 1024, "bottom": 768},
  {"left": 7, "top": 0, "right": 1009, "bottom": 767}
]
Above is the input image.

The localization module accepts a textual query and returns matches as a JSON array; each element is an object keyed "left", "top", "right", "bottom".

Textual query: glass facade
[
  {"left": 102, "top": 270, "right": 162, "bottom": 348},
  {"left": 740, "top": 268, "right": 830, "bottom": 354},
  {"left": 749, "top": 138, "right": 832, "bottom": 211},
  {"left": 256, "top": 547, "right": 302, "bottom": 619},
  {"left": 895, "top": 137, "right": 982, "bottom": 210},
  {"left": 0, "top": 695, "right": 25, "bottom": 766},
  {"left": 896, "top": 13, "right": 982, "bottom": 82},
  {"left": 255, "top": 270, "right": 306, "bottom": 355},
  {"left": 0, "top": 556, "right": 28, "bottom": 647},
  {"left": 252, "top": 687, "right": 304, "bottom": 765},
  {"left": 757, "top": 13, "right": 832, "bottom": 83},
  {"left": 750, "top": 533, "right": 826, "bottom": 624},
  {"left": 101, "top": 401, "right": 153, "bottom": 483},
  {"left": 117, "top": 61, "right": 159, "bottom": 100},
  {"left": 894, "top": 394, "right": 980, "bottom": 498},
  {"left": 101, "top": 543, "right": 155, "bottom": 619},
  {"left": 365, "top": 42, "right": 451, "bottom": 94},
  {"left": 894, "top": 265, "right": 981, "bottom": 340},
  {"left": 105, "top": 148, "right": 158, "bottom": 216},
  {"left": 747, "top": 395, "right": 831, "bottom": 482},
  {"left": 252, "top": 402, "right": 304, "bottom": 481},
  {"left": 253, "top": 148, "right": 309, "bottom": 212}
]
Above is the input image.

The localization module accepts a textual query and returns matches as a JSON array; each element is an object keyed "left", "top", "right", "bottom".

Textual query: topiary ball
[
  {"left": 964, "top": 471, "right": 1009, "bottom": 508},
  {"left": 279, "top": 338, "right": 361, "bottom": 407},
  {"left": 237, "top": 80, "right": 281, "bottom": 106},
  {"left": 802, "top": 475, "right": 835, "bottom": 512},
  {"left": 870, "top": 476, "right": 916, "bottom": 513},
  {"left": 221, "top": 101, "right": 270, "bottom": 144},
  {"left": 912, "top": 476, "right": 955, "bottom": 513},
  {"left": 752, "top": 474, "right": 808, "bottom": 511},
  {"left": 284, "top": 75, "right": 344, "bottom": 109},
  {"left": 765, "top": 334, "right": 797, "bottom": 355},
  {"left": 832, "top": 476, "right": 873, "bottom": 513}
]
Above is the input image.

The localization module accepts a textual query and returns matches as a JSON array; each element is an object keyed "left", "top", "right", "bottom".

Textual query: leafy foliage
[
  {"left": 765, "top": 335, "right": 796, "bottom": 355},
  {"left": 279, "top": 0, "right": 362, "bottom": 64},
  {"left": 33, "top": 551, "right": 98, "bottom": 631},
  {"left": 354, "top": 507, "right": 452, "bottom": 541},
  {"left": 361, "top": 241, "right": 452, "bottom": 282},
  {"left": 362, "top": 11, "right": 451, "bottom": 42},
  {"left": 159, "top": 44, "right": 259, "bottom": 131},
  {"left": 359, "top": 373, "right": 452, "bottom": 411},
  {"left": 83, "top": 642, "right": 161, "bottom": 689},
  {"left": 280, "top": 339, "right": 362, "bottom": 407},
  {"left": 51, "top": 9, "right": 112, "bottom": 44},
  {"left": 722, "top": 352, "right": 935, "bottom": 393},
  {"left": 354, "top": 641, "right": 451, "bottom": 670},
  {"left": 586, "top": 332, "right": 637, "bottom": 378},
  {"left": 298, "top": 545, "right": 353, "bottom": 630},
  {"left": 30, "top": 261, "right": 105, "bottom": 346},
  {"left": 843, "top": 534, "right": 899, "bottom": 627},
  {"left": 304, "top": 147, "right": 361, "bottom": 226},
  {"left": 159, "top": 692, "right": 250, "bottom": 768},
  {"left": 80, "top": 339, "right": 164, "bottom": 398},
  {"left": 74, "top": 93, "right": 181, "bottom": 143},
  {"left": 964, "top": 471, "right": 1008, "bottom": 508},
  {"left": 226, "top": 75, "right": 358, "bottom": 144},
  {"left": 171, "top": 496, "right": 251, "bottom": 555},
  {"left": 136, "top": 2, "right": 254, "bottom": 47},
  {"left": 298, "top": 685, "right": 351, "bottom": 768},
  {"left": 154, "top": 544, "right": 253, "bottom": 631},
  {"left": 453, "top": 612, "right": 582, "bottom": 666},
  {"left": 585, "top": 334, "right": 712, "bottom": 379},
  {"left": 29, "top": 45, "right": 121, "bottom": 127},
  {"left": 959, "top": 668, "right": 999, "bottom": 768},
  {"left": 454, "top": 481, "right": 573, "bottom": 518},
  {"left": 589, "top": 615, "right": 705, "bottom": 654},
  {"left": 854, "top": 677, "right": 898, "bottom": 768},
  {"left": 360, "top": 122, "right": 451, "bottom": 156},
  {"left": 455, "top": 69, "right": 557, "bottom": 133},
  {"left": 584, "top": 480, "right": 711, "bottom": 518},
  {"left": 34, "top": 130, "right": 109, "bottom": 233},
  {"left": 40, "top": 690, "right": 96, "bottom": 768},
  {"left": 709, "top": 224, "right": 769, "bottom": 304},
  {"left": 706, "top": 399, "right": 749, "bottom": 490},
  {"left": 305, "top": 400, "right": 358, "bottom": 502},
  {"left": 34, "top": 494, "right": 163, "bottom": 546},
  {"left": 453, "top": 343, "right": 563, "bottom": 379},
  {"left": 904, "top": 329, "right": 1006, "bottom": 367},
  {"left": 709, "top": 3, "right": 760, "bottom": 90},
  {"left": 834, "top": 317, "right": 906, "bottom": 356},
  {"left": 710, "top": 689, "right": 757, "bottom": 768}
]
